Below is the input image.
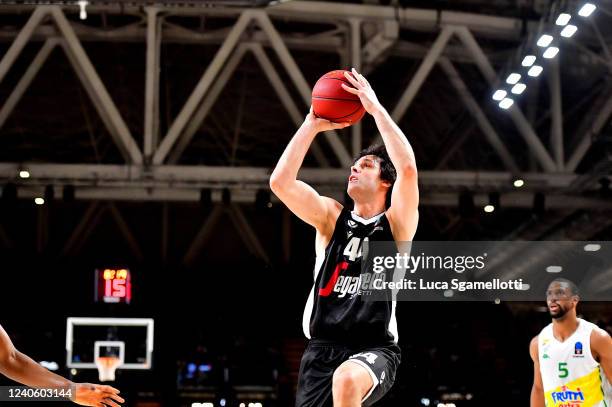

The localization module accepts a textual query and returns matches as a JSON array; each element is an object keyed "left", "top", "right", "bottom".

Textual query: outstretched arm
[
  {"left": 342, "top": 69, "right": 419, "bottom": 241},
  {"left": 270, "top": 109, "right": 348, "bottom": 233},
  {"left": 529, "top": 336, "right": 545, "bottom": 407},
  {"left": 0, "top": 324, "right": 124, "bottom": 406}
]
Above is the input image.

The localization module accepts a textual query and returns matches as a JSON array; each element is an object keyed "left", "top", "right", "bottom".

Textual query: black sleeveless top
[{"left": 302, "top": 208, "right": 398, "bottom": 345}]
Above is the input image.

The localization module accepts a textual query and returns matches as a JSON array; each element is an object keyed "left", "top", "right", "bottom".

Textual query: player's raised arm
[
  {"left": 529, "top": 336, "right": 545, "bottom": 407},
  {"left": 591, "top": 327, "right": 612, "bottom": 383},
  {"left": 0, "top": 324, "right": 124, "bottom": 407},
  {"left": 342, "top": 69, "right": 418, "bottom": 241},
  {"left": 270, "top": 108, "right": 348, "bottom": 232}
]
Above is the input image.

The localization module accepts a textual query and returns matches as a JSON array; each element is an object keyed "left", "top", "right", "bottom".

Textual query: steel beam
[
  {"left": 51, "top": 7, "right": 143, "bottom": 164},
  {"left": 0, "top": 7, "right": 48, "bottom": 85},
  {"left": 438, "top": 57, "right": 519, "bottom": 173},
  {"left": 167, "top": 43, "right": 250, "bottom": 164},
  {"left": 0, "top": 2, "right": 534, "bottom": 39},
  {"left": 248, "top": 43, "right": 330, "bottom": 167},
  {"left": 9, "top": 185, "right": 611, "bottom": 209},
  {"left": 566, "top": 89, "right": 612, "bottom": 171},
  {"left": 1, "top": 162, "right": 606, "bottom": 191},
  {"left": 144, "top": 7, "right": 162, "bottom": 159},
  {"left": 183, "top": 204, "right": 223, "bottom": 266},
  {"left": 548, "top": 58, "right": 564, "bottom": 171},
  {"left": 229, "top": 204, "right": 270, "bottom": 263},
  {"left": 453, "top": 26, "right": 557, "bottom": 172},
  {"left": 60, "top": 201, "right": 105, "bottom": 257},
  {"left": 108, "top": 203, "right": 144, "bottom": 262},
  {"left": 253, "top": 10, "right": 352, "bottom": 166},
  {"left": 0, "top": 38, "right": 58, "bottom": 130},
  {"left": 390, "top": 26, "right": 454, "bottom": 123},
  {"left": 0, "top": 24, "right": 513, "bottom": 66},
  {"left": 153, "top": 10, "right": 253, "bottom": 164}
]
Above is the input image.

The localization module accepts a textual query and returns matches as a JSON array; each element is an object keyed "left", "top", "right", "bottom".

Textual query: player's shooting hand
[
  {"left": 304, "top": 106, "right": 351, "bottom": 133},
  {"left": 74, "top": 383, "right": 124, "bottom": 407},
  {"left": 341, "top": 68, "right": 383, "bottom": 115}
]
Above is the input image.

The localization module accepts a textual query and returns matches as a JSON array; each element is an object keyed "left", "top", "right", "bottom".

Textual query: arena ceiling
[{"left": 0, "top": 0, "right": 611, "bottom": 263}]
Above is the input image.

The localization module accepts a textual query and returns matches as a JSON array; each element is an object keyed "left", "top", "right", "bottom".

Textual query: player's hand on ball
[
  {"left": 74, "top": 383, "right": 124, "bottom": 407},
  {"left": 342, "top": 68, "right": 383, "bottom": 115},
  {"left": 305, "top": 106, "right": 351, "bottom": 132}
]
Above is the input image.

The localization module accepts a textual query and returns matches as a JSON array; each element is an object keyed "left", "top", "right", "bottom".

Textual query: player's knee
[{"left": 332, "top": 366, "right": 366, "bottom": 398}]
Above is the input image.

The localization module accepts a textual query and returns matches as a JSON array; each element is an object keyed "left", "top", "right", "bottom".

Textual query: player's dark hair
[
  {"left": 549, "top": 278, "right": 580, "bottom": 297},
  {"left": 355, "top": 144, "right": 397, "bottom": 184},
  {"left": 354, "top": 144, "right": 396, "bottom": 208}
]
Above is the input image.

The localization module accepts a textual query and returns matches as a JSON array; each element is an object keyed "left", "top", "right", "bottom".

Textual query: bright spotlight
[
  {"left": 522, "top": 55, "right": 536, "bottom": 66},
  {"left": 34, "top": 197, "right": 45, "bottom": 205},
  {"left": 528, "top": 65, "right": 543, "bottom": 77},
  {"left": 506, "top": 73, "right": 521, "bottom": 84},
  {"left": 546, "top": 265, "right": 563, "bottom": 273},
  {"left": 543, "top": 47, "right": 559, "bottom": 59},
  {"left": 578, "top": 3, "right": 596, "bottom": 17},
  {"left": 484, "top": 204, "right": 495, "bottom": 213},
  {"left": 537, "top": 34, "right": 553, "bottom": 47},
  {"left": 560, "top": 25, "right": 578, "bottom": 38},
  {"left": 555, "top": 13, "right": 571, "bottom": 25},
  {"left": 513, "top": 179, "right": 525, "bottom": 188},
  {"left": 499, "top": 98, "right": 514, "bottom": 109},
  {"left": 584, "top": 244, "right": 601, "bottom": 252},
  {"left": 511, "top": 83, "right": 527, "bottom": 95},
  {"left": 19, "top": 170, "right": 30, "bottom": 178},
  {"left": 492, "top": 90, "right": 507, "bottom": 101},
  {"left": 78, "top": 0, "right": 88, "bottom": 20}
]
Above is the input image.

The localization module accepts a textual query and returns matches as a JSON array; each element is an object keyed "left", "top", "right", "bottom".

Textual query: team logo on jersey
[
  {"left": 573, "top": 341, "right": 584, "bottom": 357},
  {"left": 319, "top": 261, "right": 349, "bottom": 297},
  {"left": 550, "top": 385, "right": 585, "bottom": 405},
  {"left": 348, "top": 219, "right": 357, "bottom": 228}
]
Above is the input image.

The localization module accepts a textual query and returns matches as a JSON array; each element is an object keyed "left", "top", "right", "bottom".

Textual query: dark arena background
[{"left": 0, "top": 0, "right": 611, "bottom": 406}]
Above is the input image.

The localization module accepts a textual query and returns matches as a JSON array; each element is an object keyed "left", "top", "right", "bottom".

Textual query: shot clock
[{"left": 95, "top": 268, "right": 132, "bottom": 304}]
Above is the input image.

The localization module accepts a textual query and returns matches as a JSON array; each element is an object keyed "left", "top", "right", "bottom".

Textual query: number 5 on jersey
[{"left": 558, "top": 362, "right": 569, "bottom": 378}]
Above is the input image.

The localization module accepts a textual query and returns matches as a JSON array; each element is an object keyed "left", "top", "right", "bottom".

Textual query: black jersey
[{"left": 302, "top": 208, "right": 398, "bottom": 345}]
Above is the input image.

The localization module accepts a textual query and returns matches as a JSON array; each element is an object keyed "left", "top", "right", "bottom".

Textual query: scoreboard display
[{"left": 95, "top": 268, "right": 132, "bottom": 304}]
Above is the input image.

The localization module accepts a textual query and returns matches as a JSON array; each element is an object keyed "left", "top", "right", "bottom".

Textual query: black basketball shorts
[{"left": 295, "top": 339, "right": 401, "bottom": 407}]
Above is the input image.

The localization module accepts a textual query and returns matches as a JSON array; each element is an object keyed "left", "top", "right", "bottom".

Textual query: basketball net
[{"left": 95, "top": 356, "right": 121, "bottom": 382}]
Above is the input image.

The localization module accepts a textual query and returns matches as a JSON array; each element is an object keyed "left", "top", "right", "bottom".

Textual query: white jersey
[{"left": 538, "top": 318, "right": 612, "bottom": 407}]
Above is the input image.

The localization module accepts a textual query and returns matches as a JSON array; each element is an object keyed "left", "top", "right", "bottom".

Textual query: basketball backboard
[{"left": 65, "top": 317, "right": 154, "bottom": 370}]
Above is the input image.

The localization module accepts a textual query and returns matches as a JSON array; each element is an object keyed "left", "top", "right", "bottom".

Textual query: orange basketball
[{"left": 311, "top": 70, "right": 366, "bottom": 124}]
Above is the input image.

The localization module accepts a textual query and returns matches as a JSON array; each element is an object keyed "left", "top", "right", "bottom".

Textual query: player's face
[
  {"left": 546, "top": 282, "right": 577, "bottom": 319},
  {"left": 347, "top": 155, "right": 389, "bottom": 201}
]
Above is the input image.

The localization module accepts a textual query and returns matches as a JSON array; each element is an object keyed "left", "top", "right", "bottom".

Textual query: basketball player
[
  {"left": 270, "top": 68, "right": 419, "bottom": 406},
  {"left": 0, "top": 324, "right": 125, "bottom": 406},
  {"left": 530, "top": 278, "right": 612, "bottom": 407}
]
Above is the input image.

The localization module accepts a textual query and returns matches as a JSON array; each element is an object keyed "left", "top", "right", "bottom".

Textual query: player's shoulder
[
  {"left": 590, "top": 324, "right": 611, "bottom": 345},
  {"left": 386, "top": 208, "right": 419, "bottom": 241},
  {"left": 321, "top": 197, "right": 343, "bottom": 221},
  {"left": 316, "top": 197, "right": 343, "bottom": 236}
]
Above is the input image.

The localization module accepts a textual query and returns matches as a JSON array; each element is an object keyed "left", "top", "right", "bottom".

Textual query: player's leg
[
  {"left": 332, "top": 360, "right": 374, "bottom": 407},
  {"left": 295, "top": 343, "right": 340, "bottom": 407},
  {"left": 333, "top": 347, "right": 400, "bottom": 407}
]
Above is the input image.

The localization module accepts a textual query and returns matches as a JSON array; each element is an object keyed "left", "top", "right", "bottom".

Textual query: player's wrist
[{"left": 301, "top": 119, "right": 322, "bottom": 134}]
